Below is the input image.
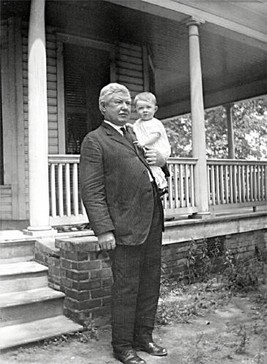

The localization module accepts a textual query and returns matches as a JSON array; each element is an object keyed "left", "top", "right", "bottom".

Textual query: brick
[
  {"left": 102, "top": 277, "right": 113, "bottom": 288},
  {"left": 90, "top": 270, "right": 103, "bottom": 279},
  {"left": 65, "top": 297, "right": 102, "bottom": 311},
  {"left": 63, "top": 251, "right": 90, "bottom": 261},
  {"left": 61, "top": 258, "right": 77, "bottom": 270},
  {"left": 77, "top": 279, "right": 102, "bottom": 291},
  {"left": 56, "top": 237, "right": 98, "bottom": 252},
  {"left": 102, "top": 260, "right": 112, "bottom": 269},
  {"left": 66, "top": 270, "right": 89, "bottom": 281},
  {"left": 79, "top": 299, "right": 102, "bottom": 310},
  {"left": 64, "top": 308, "right": 84, "bottom": 324},
  {"left": 102, "top": 297, "right": 111, "bottom": 306},
  {"left": 89, "top": 252, "right": 98, "bottom": 260},
  {"left": 65, "top": 288, "right": 90, "bottom": 301},
  {"left": 91, "top": 288, "right": 111, "bottom": 299},
  {"left": 177, "top": 258, "right": 187, "bottom": 267},
  {"left": 96, "top": 251, "right": 110, "bottom": 260},
  {"left": 61, "top": 277, "right": 75, "bottom": 289},
  {"left": 77, "top": 260, "right": 101, "bottom": 271},
  {"left": 49, "top": 265, "right": 60, "bottom": 276},
  {"left": 91, "top": 268, "right": 112, "bottom": 279},
  {"left": 91, "top": 306, "right": 110, "bottom": 319}
]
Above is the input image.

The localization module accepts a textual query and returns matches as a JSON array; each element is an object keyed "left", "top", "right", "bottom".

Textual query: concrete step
[
  {"left": 0, "top": 261, "right": 48, "bottom": 293},
  {"left": 0, "top": 238, "right": 36, "bottom": 262},
  {"left": 0, "top": 287, "right": 65, "bottom": 327},
  {"left": 0, "top": 315, "right": 83, "bottom": 350}
]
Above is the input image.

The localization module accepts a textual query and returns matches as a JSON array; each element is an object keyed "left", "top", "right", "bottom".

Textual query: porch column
[
  {"left": 225, "top": 103, "right": 235, "bottom": 159},
  {"left": 187, "top": 18, "right": 210, "bottom": 217},
  {"left": 27, "top": 0, "right": 52, "bottom": 232}
]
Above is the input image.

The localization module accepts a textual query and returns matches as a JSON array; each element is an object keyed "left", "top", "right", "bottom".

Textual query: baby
[{"left": 133, "top": 92, "right": 171, "bottom": 195}]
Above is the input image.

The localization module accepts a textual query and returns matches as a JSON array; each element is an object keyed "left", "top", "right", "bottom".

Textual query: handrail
[{"left": 48, "top": 155, "right": 267, "bottom": 224}]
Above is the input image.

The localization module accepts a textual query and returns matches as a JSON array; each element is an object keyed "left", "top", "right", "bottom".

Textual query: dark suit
[{"left": 80, "top": 122, "right": 163, "bottom": 350}]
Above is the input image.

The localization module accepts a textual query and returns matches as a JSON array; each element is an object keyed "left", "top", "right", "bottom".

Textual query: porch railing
[
  {"left": 162, "top": 158, "right": 198, "bottom": 216},
  {"left": 207, "top": 159, "right": 267, "bottom": 211},
  {"left": 48, "top": 155, "right": 267, "bottom": 224},
  {"left": 48, "top": 155, "right": 87, "bottom": 225}
]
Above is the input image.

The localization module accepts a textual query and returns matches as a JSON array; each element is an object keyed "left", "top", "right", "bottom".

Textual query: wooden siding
[
  {"left": 1, "top": 18, "right": 26, "bottom": 219},
  {"left": 0, "top": 186, "right": 12, "bottom": 220},
  {"left": 115, "top": 42, "right": 145, "bottom": 121}
]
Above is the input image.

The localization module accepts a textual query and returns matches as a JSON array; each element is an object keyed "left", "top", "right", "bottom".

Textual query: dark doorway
[
  {"left": 63, "top": 44, "right": 110, "bottom": 154},
  {"left": 0, "top": 56, "right": 3, "bottom": 184}
]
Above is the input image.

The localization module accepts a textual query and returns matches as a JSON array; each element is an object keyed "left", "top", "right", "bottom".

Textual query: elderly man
[{"left": 80, "top": 83, "right": 168, "bottom": 364}]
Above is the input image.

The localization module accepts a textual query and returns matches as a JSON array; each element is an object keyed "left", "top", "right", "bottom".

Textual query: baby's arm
[{"left": 134, "top": 132, "right": 161, "bottom": 148}]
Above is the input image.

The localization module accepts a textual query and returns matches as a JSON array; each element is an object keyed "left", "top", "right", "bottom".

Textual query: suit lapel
[
  {"left": 101, "top": 122, "right": 134, "bottom": 151},
  {"left": 101, "top": 122, "right": 155, "bottom": 180}
]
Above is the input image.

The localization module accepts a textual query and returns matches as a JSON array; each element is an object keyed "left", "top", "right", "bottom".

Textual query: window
[{"left": 63, "top": 44, "right": 110, "bottom": 154}]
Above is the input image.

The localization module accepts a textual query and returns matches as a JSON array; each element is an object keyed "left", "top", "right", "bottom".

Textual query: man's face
[{"left": 102, "top": 91, "right": 131, "bottom": 126}]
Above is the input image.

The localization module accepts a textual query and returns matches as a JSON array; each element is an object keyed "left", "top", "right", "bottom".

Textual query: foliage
[
  {"left": 163, "top": 97, "right": 267, "bottom": 160},
  {"left": 157, "top": 239, "right": 265, "bottom": 326},
  {"left": 163, "top": 115, "right": 192, "bottom": 157},
  {"left": 186, "top": 238, "right": 222, "bottom": 284},
  {"left": 232, "top": 98, "right": 267, "bottom": 160},
  {"left": 156, "top": 278, "right": 230, "bottom": 325},
  {"left": 222, "top": 250, "right": 265, "bottom": 292}
]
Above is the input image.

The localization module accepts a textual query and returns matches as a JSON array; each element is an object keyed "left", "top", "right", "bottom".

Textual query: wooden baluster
[
  {"left": 65, "top": 163, "right": 71, "bottom": 216},
  {"left": 179, "top": 164, "right": 184, "bottom": 208},
  {"left": 225, "top": 164, "right": 229, "bottom": 204},
  {"left": 58, "top": 163, "right": 63, "bottom": 216},
  {"left": 185, "top": 164, "right": 190, "bottom": 207},
  {"left": 73, "top": 163, "right": 79, "bottom": 215},
  {"left": 50, "top": 163, "right": 56, "bottom": 217}
]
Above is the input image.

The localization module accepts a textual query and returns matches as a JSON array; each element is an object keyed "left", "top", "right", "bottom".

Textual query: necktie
[
  {"left": 121, "top": 125, "right": 136, "bottom": 145},
  {"left": 121, "top": 125, "right": 155, "bottom": 181}
]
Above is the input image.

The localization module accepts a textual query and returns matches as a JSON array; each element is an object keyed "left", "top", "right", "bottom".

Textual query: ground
[{"left": 1, "top": 280, "right": 266, "bottom": 364}]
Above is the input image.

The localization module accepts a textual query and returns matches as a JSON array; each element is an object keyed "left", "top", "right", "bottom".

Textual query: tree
[{"left": 163, "top": 97, "right": 267, "bottom": 160}]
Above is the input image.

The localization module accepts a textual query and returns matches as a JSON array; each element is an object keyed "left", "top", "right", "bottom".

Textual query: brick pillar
[{"left": 55, "top": 236, "right": 113, "bottom": 325}]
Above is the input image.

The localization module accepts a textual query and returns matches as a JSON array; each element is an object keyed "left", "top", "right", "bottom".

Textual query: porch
[{"left": 47, "top": 155, "right": 267, "bottom": 227}]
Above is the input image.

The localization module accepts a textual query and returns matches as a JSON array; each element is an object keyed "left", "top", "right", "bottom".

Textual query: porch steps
[
  {"left": 0, "top": 287, "right": 65, "bottom": 327},
  {"left": 0, "top": 236, "right": 83, "bottom": 350},
  {"left": 0, "top": 237, "right": 36, "bottom": 262},
  {"left": 0, "top": 315, "right": 82, "bottom": 351},
  {"left": 0, "top": 261, "right": 48, "bottom": 293}
]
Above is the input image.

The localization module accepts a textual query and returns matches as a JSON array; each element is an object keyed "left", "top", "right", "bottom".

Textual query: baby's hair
[{"left": 134, "top": 92, "right": 157, "bottom": 106}]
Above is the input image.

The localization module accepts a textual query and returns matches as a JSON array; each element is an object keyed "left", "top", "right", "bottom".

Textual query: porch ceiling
[
  {"left": 1, "top": 0, "right": 266, "bottom": 116},
  {"left": 104, "top": 0, "right": 267, "bottom": 114}
]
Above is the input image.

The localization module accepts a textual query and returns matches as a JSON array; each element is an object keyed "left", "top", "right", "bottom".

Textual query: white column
[
  {"left": 187, "top": 18, "right": 210, "bottom": 217},
  {"left": 27, "top": 0, "right": 51, "bottom": 231},
  {"left": 225, "top": 103, "right": 235, "bottom": 159}
]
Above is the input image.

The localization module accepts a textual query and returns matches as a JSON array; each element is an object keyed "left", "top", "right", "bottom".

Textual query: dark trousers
[{"left": 111, "top": 184, "right": 163, "bottom": 350}]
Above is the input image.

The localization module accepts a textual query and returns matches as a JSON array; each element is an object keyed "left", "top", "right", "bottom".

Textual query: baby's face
[{"left": 135, "top": 100, "right": 158, "bottom": 121}]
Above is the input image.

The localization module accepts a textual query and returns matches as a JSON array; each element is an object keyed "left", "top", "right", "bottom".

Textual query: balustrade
[{"left": 48, "top": 155, "right": 267, "bottom": 224}]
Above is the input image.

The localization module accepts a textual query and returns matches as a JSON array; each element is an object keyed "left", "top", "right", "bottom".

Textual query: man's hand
[
  {"left": 97, "top": 231, "right": 116, "bottom": 251},
  {"left": 145, "top": 148, "right": 165, "bottom": 167}
]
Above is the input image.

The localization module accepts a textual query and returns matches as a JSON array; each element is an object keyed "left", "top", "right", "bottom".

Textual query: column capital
[
  {"left": 223, "top": 102, "right": 234, "bottom": 110},
  {"left": 186, "top": 16, "right": 205, "bottom": 28}
]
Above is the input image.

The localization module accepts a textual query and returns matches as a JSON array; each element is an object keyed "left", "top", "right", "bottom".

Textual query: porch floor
[{"left": 0, "top": 206, "right": 266, "bottom": 243}]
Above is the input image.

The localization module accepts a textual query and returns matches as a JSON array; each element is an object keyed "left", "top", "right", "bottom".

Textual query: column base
[
  {"left": 23, "top": 227, "right": 57, "bottom": 237},
  {"left": 189, "top": 211, "right": 211, "bottom": 220}
]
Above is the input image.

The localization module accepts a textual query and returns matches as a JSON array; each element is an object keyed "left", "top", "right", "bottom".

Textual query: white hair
[{"left": 99, "top": 83, "right": 131, "bottom": 114}]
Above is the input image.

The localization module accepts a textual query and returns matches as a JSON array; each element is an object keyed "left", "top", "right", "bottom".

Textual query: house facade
[{"left": 0, "top": 0, "right": 266, "bottom": 233}]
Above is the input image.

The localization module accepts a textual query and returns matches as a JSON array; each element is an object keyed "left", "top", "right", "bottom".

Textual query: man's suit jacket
[{"left": 80, "top": 122, "right": 163, "bottom": 246}]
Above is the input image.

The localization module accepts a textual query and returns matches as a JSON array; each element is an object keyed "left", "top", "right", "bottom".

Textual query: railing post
[{"left": 187, "top": 18, "right": 210, "bottom": 218}]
